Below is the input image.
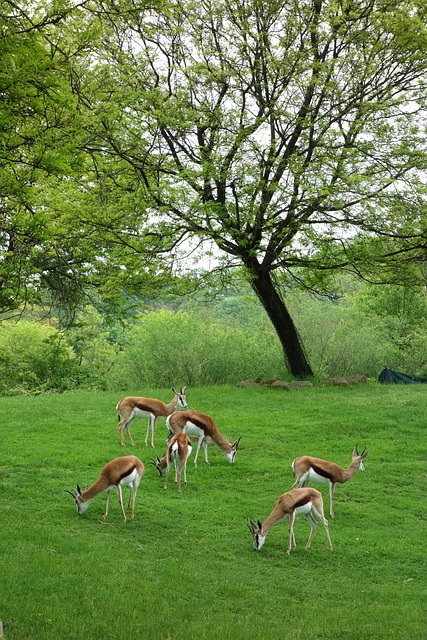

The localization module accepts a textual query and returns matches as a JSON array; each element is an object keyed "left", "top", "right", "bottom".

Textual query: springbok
[
  {"left": 65, "top": 455, "right": 144, "bottom": 522},
  {"left": 149, "top": 432, "right": 192, "bottom": 491},
  {"left": 166, "top": 409, "right": 241, "bottom": 466},
  {"left": 248, "top": 487, "right": 332, "bottom": 555},
  {"left": 292, "top": 446, "right": 370, "bottom": 517},
  {"left": 116, "top": 386, "right": 187, "bottom": 448}
]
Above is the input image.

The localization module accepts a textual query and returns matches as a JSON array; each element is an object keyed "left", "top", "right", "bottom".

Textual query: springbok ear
[
  {"left": 76, "top": 485, "right": 82, "bottom": 496},
  {"left": 234, "top": 436, "right": 242, "bottom": 449},
  {"left": 353, "top": 445, "right": 359, "bottom": 456},
  {"left": 181, "top": 386, "right": 186, "bottom": 393},
  {"left": 361, "top": 448, "right": 370, "bottom": 459},
  {"left": 172, "top": 387, "right": 178, "bottom": 395},
  {"left": 257, "top": 520, "right": 262, "bottom": 530}
]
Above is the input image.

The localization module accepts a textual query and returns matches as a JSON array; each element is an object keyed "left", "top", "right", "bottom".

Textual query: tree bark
[{"left": 249, "top": 266, "right": 313, "bottom": 378}]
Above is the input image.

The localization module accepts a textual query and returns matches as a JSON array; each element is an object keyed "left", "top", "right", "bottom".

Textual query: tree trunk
[{"left": 249, "top": 267, "right": 313, "bottom": 378}]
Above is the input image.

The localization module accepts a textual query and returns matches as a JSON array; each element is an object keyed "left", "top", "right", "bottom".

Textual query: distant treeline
[{"left": 0, "top": 282, "right": 426, "bottom": 395}]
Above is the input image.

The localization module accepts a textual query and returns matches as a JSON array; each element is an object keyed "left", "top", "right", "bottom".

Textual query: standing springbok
[
  {"left": 65, "top": 455, "right": 144, "bottom": 522},
  {"left": 116, "top": 387, "right": 187, "bottom": 448},
  {"left": 149, "top": 432, "right": 192, "bottom": 491},
  {"left": 248, "top": 487, "right": 332, "bottom": 555},
  {"left": 292, "top": 446, "right": 370, "bottom": 517},
  {"left": 166, "top": 409, "right": 241, "bottom": 466}
]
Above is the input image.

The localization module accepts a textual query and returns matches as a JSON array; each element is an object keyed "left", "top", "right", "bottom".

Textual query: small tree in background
[{"left": 355, "top": 283, "right": 427, "bottom": 375}]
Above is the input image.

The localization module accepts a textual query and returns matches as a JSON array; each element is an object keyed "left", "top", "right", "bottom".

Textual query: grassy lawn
[{"left": 0, "top": 383, "right": 426, "bottom": 639}]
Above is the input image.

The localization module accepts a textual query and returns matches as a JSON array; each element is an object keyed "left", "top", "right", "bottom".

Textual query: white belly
[
  {"left": 119, "top": 468, "right": 139, "bottom": 487},
  {"left": 133, "top": 408, "right": 155, "bottom": 420},
  {"left": 295, "top": 502, "right": 313, "bottom": 516},
  {"left": 306, "top": 470, "right": 331, "bottom": 485},
  {"left": 183, "top": 422, "right": 206, "bottom": 439}
]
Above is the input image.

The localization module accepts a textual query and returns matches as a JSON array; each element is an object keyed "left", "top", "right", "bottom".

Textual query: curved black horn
[
  {"left": 248, "top": 518, "right": 256, "bottom": 533},
  {"left": 64, "top": 489, "right": 76, "bottom": 498}
]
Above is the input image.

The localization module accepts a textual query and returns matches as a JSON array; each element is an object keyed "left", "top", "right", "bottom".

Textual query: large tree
[
  {"left": 2, "top": 0, "right": 427, "bottom": 375},
  {"left": 73, "top": 0, "right": 427, "bottom": 376},
  {"left": 0, "top": 0, "right": 100, "bottom": 318},
  {"left": 0, "top": 0, "right": 181, "bottom": 320}
]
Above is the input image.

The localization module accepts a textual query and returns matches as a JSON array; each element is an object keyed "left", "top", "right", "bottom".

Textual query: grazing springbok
[
  {"left": 116, "top": 387, "right": 187, "bottom": 448},
  {"left": 65, "top": 455, "right": 144, "bottom": 522},
  {"left": 149, "top": 432, "right": 193, "bottom": 491},
  {"left": 248, "top": 487, "right": 332, "bottom": 555},
  {"left": 292, "top": 446, "right": 370, "bottom": 517},
  {"left": 166, "top": 409, "right": 241, "bottom": 466}
]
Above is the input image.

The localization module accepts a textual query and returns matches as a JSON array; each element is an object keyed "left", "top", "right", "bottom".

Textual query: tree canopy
[{"left": 1, "top": 0, "right": 427, "bottom": 374}]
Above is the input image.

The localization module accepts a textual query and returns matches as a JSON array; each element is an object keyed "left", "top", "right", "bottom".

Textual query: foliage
[
  {"left": 109, "top": 307, "right": 285, "bottom": 388},
  {"left": 355, "top": 283, "right": 427, "bottom": 375},
  {"left": 69, "top": 0, "right": 427, "bottom": 374},
  {"left": 2, "top": 0, "right": 427, "bottom": 376},
  {"left": 289, "top": 295, "right": 392, "bottom": 378},
  {"left": 66, "top": 307, "right": 120, "bottom": 389},
  {"left": 0, "top": 1, "right": 91, "bottom": 315},
  {"left": 1, "top": 278, "right": 426, "bottom": 395},
  {"left": 0, "top": 320, "right": 78, "bottom": 394},
  {"left": 1, "top": 385, "right": 426, "bottom": 639}
]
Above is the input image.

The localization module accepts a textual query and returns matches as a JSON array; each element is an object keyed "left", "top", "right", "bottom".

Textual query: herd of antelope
[{"left": 66, "top": 386, "right": 369, "bottom": 556}]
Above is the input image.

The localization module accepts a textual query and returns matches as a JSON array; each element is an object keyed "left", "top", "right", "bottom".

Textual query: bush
[
  {"left": 355, "top": 283, "right": 427, "bottom": 376},
  {"left": 107, "top": 307, "right": 284, "bottom": 388},
  {"left": 289, "top": 295, "right": 393, "bottom": 378},
  {"left": 67, "top": 307, "right": 119, "bottom": 390},
  {"left": 0, "top": 320, "right": 79, "bottom": 394}
]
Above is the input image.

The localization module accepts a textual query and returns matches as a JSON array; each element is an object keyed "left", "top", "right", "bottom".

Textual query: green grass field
[{"left": 0, "top": 384, "right": 426, "bottom": 639}]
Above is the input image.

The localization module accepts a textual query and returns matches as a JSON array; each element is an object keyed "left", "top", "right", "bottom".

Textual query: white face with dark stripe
[
  {"left": 225, "top": 447, "right": 238, "bottom": 463},
  {"left": 177, "top": 390, "right": 188, "bottom": 409},
  {"left": 253, "top": 531, "right": 266, "bottom": 551},
  {"left": 76, "top": 497, "right": 89, "bottom": 515}
]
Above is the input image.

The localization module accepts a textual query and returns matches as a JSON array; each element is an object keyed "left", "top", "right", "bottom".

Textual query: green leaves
[{"left": 2, "top": 0, "right": 427, "bottom": 376}]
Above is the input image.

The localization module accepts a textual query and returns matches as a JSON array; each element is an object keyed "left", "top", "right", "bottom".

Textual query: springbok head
[
  {"left": 172, "top": 386, "right": 188, "bottom": 409},
  {"left": 247, "top": 517, "right": 266, "bottom": 551},
  {"left": 353, "top": 445, "right": 370, "bottom": 471},
  {"left": 65, "top": 485, "right": 89, "bottom": 515},
  {"left": 225, "top": 436, "right": 242, "bottom": 463},
  {"left": 148, "top": 456, "right": 166, "bottom": 477}
]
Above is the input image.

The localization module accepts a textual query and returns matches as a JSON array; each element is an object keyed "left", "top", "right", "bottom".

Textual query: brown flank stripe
[
  {"left": 135, "top": 401, "right": 153, "bottom": 412},
  {"left": 311, "top": 463, "right": 333, "bottom": 481},
  {"left": 294, "top": 494, "right": 311, "bottom": 508},
  {"left": 191, "top": 415, "right": 210, "bottom": 432},
  {"left": 118, "top": 465, "right": 136, "bottom": 482}
]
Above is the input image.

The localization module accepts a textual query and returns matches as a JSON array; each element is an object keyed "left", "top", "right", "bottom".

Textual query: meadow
[{"left": 0, "top": 383, "right": 426, "bottom": 640}]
